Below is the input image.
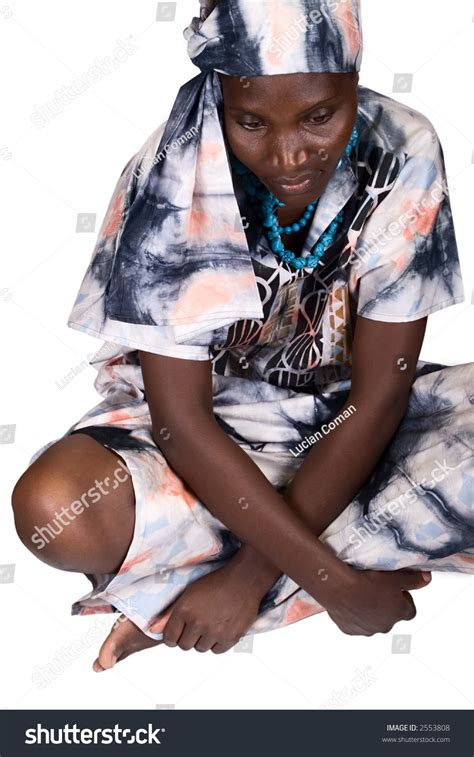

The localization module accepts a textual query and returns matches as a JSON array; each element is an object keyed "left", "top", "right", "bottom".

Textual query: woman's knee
[
  {"left": 10, "top": 435, "right": 136, "bottom": 573},
  {"left": 11, "top": 457, "right": 92, "bottom": 570}
]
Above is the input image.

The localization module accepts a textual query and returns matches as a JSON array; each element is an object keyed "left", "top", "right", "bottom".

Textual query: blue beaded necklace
[{"left": 230, "top": 126, "right": 359, "bottom": 270}]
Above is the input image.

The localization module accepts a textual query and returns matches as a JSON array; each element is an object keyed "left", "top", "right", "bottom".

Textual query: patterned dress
[{"left": 29, "top": 85, "right": 474, "bottom": 640}]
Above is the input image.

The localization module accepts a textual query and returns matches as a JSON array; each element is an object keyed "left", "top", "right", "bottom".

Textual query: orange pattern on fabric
[
  {"left": 119, "top": 547, "right": 154, "bottom": 574},
  {"left": 104, "top": 191, "right": 125, "bottom": 238},
  {"left": 171, "top": 270, "right": 256, "bottom": 320},
  {"left": 285, "top": 596, "right": 322, "bottom": 625},
  {"left": 161, "top": 465, "right": 199, "bottom": 511},
  {"left": 334, "top": 0, "right": 360, "bottom": 60},
  {"left": 402, "top": 199, "right": 441, "bottom": 241}
]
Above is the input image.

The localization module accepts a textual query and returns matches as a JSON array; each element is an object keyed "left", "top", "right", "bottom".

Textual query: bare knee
[
  {"left": 11, "top": 434, "right": 136, "bottom": 574},
  {"left": 11, "top": 462, "right": 91, "bottom": 571}
]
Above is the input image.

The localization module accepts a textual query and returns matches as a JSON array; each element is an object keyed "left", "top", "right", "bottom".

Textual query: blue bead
[
  {"left": 283, "top": 226, "right": 292, "bottom": 234},
  {"left": 299, "top": 218, "right": 307, "bottom": 227},
  {"left": 291, "top": 223, "right": 300, "bottom": 232}
]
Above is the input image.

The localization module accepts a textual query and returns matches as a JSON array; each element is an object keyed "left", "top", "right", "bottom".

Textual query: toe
[
  {"left": 93, "top": 616, "right": 128, "bottom": 672},
  {"left": 92, "top": 614, "right": 165, "bottom": 672},
  {"left": 96, "top": 635, "right": 121, "bottom": 671}
]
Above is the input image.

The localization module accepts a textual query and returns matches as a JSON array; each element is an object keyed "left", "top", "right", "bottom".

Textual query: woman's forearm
[
  {"left": 222, "top": 392, "right": 411, "bottom": 595},
  {"left": 286, "top": 392, "right": 409, "bottom": 530},
  {"left": 153, "top": 413, "right": 353, "bottom": 604}
]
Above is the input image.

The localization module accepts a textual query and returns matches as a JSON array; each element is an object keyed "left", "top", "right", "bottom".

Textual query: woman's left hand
[{"left": 152, "top": 563, "right": 264, "bottom": 653}]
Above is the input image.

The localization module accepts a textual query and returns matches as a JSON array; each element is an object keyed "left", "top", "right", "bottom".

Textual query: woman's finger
[
  {"left": 211, "top": 640, "right": 236, "bottom": 654},
  {"left": 401, "top": 590, "right": 417, "bottom": 620},
  {"left": 162, "top": 612, "right": 186, "bottom": 647},
  {"left": 176, "top": 623, "right": 202, "bottom": 651},
  {"left": 194, "top": 635, "right": 215, "bottom": 653}
]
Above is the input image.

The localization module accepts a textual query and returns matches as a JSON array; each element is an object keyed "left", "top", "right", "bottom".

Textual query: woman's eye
[
  {"left": 239, "top": 121, "right": 263, "bottom": 130},
  {"left": 308, "top": 112, "right": 332, "bottom": 124},
  {"left": 237, "top": 112, "right": 333, "bottom": 130}
]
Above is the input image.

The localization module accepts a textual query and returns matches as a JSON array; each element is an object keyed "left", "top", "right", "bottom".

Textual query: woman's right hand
[{"left": 323, "top": 567, "right": 432, "bottom": 636}]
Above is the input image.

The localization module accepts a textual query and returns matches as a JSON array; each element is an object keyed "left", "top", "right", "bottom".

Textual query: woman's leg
[
  {"left": 11, "top": 432, "right": 166, "bottom": 670},
  {"left": 11, "top": 432, "right": 136, "bottom": 574}
]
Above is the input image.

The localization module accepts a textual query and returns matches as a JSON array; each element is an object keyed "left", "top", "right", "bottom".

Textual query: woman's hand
[
  {"left": 324, "top": 567, "right": 432, "bottom": 636},
  {"left": 151, "top": 562, "right": 265, "bottom": 654}
]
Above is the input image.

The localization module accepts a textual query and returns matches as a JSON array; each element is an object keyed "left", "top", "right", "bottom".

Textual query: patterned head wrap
[{"left": 69, "top": 0, "right": 363, "bottom": 346}]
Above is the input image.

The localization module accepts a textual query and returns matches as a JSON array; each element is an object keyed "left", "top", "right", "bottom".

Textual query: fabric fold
[{"left": 67, "top": 0, "right": 363, "bottom": 347}]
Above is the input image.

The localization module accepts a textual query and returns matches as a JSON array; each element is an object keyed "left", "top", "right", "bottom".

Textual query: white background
[{"left": 1, "top": 0, "right": 473, "bottom": 710}]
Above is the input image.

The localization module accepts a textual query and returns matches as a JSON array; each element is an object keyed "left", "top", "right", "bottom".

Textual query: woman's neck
[{"left": 277, "top": 202, "right": 312, "bottom": 227}]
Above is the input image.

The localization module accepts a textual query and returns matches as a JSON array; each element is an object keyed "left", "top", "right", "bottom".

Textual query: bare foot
[{"left": 93, "top": 614, "right": 163, "bottom": 672}]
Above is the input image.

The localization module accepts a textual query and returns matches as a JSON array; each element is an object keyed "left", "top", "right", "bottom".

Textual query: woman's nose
[{"left": 268, "top": 141, "right": 309, "bottom": 174}]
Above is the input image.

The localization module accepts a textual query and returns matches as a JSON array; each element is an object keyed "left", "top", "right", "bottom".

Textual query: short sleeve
[
  {"left": 67, "top": 122, "right": 211, "bottom": 361},
  {"left": 351, "top": 124, "right": 465, "bottom": 322}
]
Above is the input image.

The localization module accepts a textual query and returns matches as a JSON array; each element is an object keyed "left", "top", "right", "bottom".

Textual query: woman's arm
[
  {"left": 139, "top": 326, "right": 428, "bottom": 637},
  {"left": 231, "top": 314, "right": 429, "bottom": 589},
  {"left": 139, "top": 348, "right": 353, "bottom": 604}
]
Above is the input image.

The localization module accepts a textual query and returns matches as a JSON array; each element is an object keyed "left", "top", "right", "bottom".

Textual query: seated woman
[{"left": 11, "top": 0, "right": 474, "bottom": 672}]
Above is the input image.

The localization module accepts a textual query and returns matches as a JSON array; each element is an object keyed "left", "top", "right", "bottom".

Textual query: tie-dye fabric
[
  {"left": 27, "top": 1, "right": 474, "bottom": 639},
  {"left": 28, "top": 359, "right": 474, "bottom": 638},
  {"left": 66, "top": 85, "right": 465, "bottom": 385},
  {"left": 66, "top": 0, "right": 363, "bottom": 347},
  {"left": 27, "top": 83, "right": 474, "bottom": 639}
]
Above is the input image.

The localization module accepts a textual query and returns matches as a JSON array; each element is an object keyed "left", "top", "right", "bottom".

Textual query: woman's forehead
[{"left": 219, "top": 71, "right": 357, "bottom": 108}]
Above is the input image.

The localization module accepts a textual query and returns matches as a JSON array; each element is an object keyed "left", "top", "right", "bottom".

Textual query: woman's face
[{"left": 219, "top": 71, "right": 359, "bottom": 209}]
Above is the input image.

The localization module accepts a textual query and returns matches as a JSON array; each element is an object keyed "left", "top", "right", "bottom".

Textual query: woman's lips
[{"left": 269, "top": 170, "right": 323, "bottom": 196}]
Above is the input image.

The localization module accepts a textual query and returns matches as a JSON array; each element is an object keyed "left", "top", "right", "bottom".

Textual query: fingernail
[{"left": 422, "top": 572, "right": 431, "bottom": 583}]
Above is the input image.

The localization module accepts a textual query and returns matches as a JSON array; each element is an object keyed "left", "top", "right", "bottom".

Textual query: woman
[{"left": 11, "top": 0, "right": 474, "bottom": 672}]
